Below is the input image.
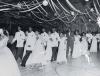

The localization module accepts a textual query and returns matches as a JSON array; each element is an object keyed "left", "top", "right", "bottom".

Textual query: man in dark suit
[
  {"left": 96, "top": 31, "right": 100, "bottom": 53},
  {"left": 66, "top": 29, "right": 74, "bottom": 57}
]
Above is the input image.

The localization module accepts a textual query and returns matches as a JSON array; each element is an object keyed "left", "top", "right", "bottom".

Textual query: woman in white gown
[
  {"left": 81, "top": 33, "right": 91, "bottom": 63},
  {"left": 45, "top": 31, "right": 52, "bottom": 62},
  {"left": 72, "top": 30, "right": 82, "bottom": 58},
  {"left": 23, "top": 30, "right": 37, "bottom": 66},
  {"left": 26, "top": 32, "right": 47, "bottom": 66},
  {"left": 90, "top": 33, "right": 97, "bottom": 53},
  {"left": 0, "top": 29, "right": 21, "bottom": 76},
  {"left": 57, "top": 33, "right": 67, "bottom": 63},
  {"left": 81, "top": 33, "right": 88, "bottom": 55}
]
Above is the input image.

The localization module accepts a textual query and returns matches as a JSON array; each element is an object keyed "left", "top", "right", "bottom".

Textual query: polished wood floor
[{"left": 19, "top": 53, "right": 100, "bottom": 76}]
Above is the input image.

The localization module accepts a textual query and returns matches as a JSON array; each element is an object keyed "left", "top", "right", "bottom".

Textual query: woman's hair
[
  {"left": 3, "top": 30, "right": 9, "bottom": 37},
  {"left": 74, "top": 30, "right": 79, "bottom": 35},
  {"left": 81, "top": 32, "right": 86, "bottom": 36},
  {"left": 92, "top": 32, "right": 96, "bottom": 36}
]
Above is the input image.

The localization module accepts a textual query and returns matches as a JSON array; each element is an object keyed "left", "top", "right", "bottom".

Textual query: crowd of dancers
[
  {"left": 0, "top": 26, "right": 99, "bottom": 76},
  {"left": 10, "top": 26, "right": 99, "bottom": 67}
]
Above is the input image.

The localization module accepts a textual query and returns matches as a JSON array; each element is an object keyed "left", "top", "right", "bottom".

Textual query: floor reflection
[{"left": 19, "top": 53, "right": 100, "bottom": 76}]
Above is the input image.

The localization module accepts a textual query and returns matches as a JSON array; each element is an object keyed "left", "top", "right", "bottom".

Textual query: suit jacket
[{"left": 67, "top": 32, "right": 74, "bottom": 46}]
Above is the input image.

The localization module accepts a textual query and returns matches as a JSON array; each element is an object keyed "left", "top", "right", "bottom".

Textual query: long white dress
[
  {"left": 57, "top": 37, "right": 67, "bottom": 63},
  {"left": 0, "top": 36, "right": 21, "bottom": 76},
  {"left": 26, "top": 35, "right": 47, "bottom": 65},
  {"left": 45, "top": 35, "right": 52, "bottom": 61},
  {"left": 90, "top": 36, "right": 97, "bottom": 52},
  {"left": 24, "top": 32, "right": 37, "bottom": 66},
  {"left": 72, "top": 35, "right": 82, "bottom": 58},
  {"left": 81, "top": 37, "right": 88, "bottom": 55}
]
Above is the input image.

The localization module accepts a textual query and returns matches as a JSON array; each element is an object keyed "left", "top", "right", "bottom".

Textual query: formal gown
[
  {"left": 26, "top": 35, "right": 47, "bottom": 65},
  {"left": 72, "top": 35, "right": 82, "bottom": 58},
  {"left": 24, "top": 32, "right": 36, "bottom": 66},
  {"left": 45, "top": 35, "right": 52, "bottom": 61},
  {"left": 81, "top": 37, "right": 88, "bottom": 55},
  {"left": 0, "top": 36, "right": 21, "bottom": 76},
  {"left": 90, "top": 36, "right": 97, "bottom": 52},
  {"left": 57, "top": 37, "right": 67, "bottom": 63}
]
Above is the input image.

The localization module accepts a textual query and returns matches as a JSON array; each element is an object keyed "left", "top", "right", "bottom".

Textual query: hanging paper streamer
[
  {"left": 0, "top": 0, "right": 100, "bottom": 24},
  {"left": 97, "top": 17, "right": 100, "bottom": 27}
]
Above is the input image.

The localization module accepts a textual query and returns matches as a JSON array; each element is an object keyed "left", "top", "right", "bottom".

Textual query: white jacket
[{"left": 12, "top": 30, "right": 25, "bottom": 47}]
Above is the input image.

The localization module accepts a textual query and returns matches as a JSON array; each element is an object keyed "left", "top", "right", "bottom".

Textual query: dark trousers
[
  {"left": 51, "top": 47, "right": 58, "bottom": 61},
  {"left": 97, "top": 42, "right": 100, "bottom": 53},
  {"left": 67, "top": 44, "right": 74, "bottom": 57},
  {"left": 15, "top": 47, "right": 24, "bottom": 61},
  {"left": 21, "top": 50, "right": 32, "bottom": 67},
  {"left": 88, "top": 42, "right": 91, "bottom": 51},
  {"left": 44, "top": 45, "right": 47, "bottom": 50}
]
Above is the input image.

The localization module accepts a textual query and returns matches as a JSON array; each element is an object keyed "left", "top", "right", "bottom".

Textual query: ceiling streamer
[
  {"left": 0, "top": 0, "right": 100, "bottom": 24},
  {"left": 57, "top": 0, "right": 70, "bottom": 14},
  {"left": 97, "top": 0, "right": 100, "bottom": 8},
  {"left": 34, "top": 0, "right": 48, "bottom": 16},
  {"left": 19, "top": 0, "right": 74, "bottom": 22},
  {"left": 93, "top": 0, "right": 100, "bottom": 15},
  {"left": 65, "top": 0, "right": 86, "bottom": 14},
  {"left": 23, "top": 1, "right": 61, "bottom": 22}
]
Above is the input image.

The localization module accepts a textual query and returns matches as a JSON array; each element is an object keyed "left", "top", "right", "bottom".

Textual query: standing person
[
  {"left": 86, "top": 31, "right": 93, "bottom": 51},
  {"left": 0, "top": 29, "right": 21, "bottom": 76},
  {"left": 11, "top": 26, "right": 25, "bottom": 61},
  {"left": 26, "top": 31, "right": 47, "bottom": 66},
  {"left": 72, "top": 30, "right": 82, "bottom": 58},
  {"left": 81, "top": 32, "right": 91, "bottom": 64},
  {"left": 41, "top": 28, "right": 48, "bottom": 50},
  {"left": 66, "top": 29, "right": 74, "bottom": 57},
  {"left": 21, "top": 27, "right": 36, "bottom": 67},
  {"left": 45, "top": 31, "right": 52, "bottom": 62},
  {"left": 90, "top": 33, "right": 97, "bottom": 53},
  {"left": 51, "top": 28, "right": 60, "bottom": 62},
  {"left": 57, "top": 33, "right": 67, "bottom": 64},
  {"left": 96, "top": 32, "right": 100, "bottom": 53}
]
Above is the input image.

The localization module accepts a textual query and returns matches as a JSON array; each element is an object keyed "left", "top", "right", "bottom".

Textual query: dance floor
[{"left": 18, "top": 53, "right": 100, "bottom": 76}]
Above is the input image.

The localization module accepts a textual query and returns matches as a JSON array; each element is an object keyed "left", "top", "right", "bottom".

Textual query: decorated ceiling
[{"left": 0, "top": 0, "right": 100, "bottom": 33}]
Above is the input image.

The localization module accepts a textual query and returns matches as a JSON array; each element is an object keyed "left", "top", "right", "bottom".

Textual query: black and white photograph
[{"left": 0, "top": 0, "right": 100, "bottom": 76}]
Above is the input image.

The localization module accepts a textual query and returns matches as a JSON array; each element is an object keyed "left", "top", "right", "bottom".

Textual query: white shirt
[
  {"left": 12, "top": 30, "right": 25, "bottom": 47},
  {"left": 86, "top": 33, "right": 93, "bottom": 43},
  {"left": 96, "top": 34, "right": 100, "bottom": 42},
  {"left": 51, "top": 32, "right": 60, "bottom": 47},
  {"left": 25, "top": 31, "right": 36, "bottom": 50},
  {"left": 41, "top": 32, "right": 48, "bottom": 46}
]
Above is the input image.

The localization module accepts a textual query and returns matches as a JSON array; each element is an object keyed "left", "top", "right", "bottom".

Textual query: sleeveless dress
[
  {"left": 0, "top": 36, "right": 21, "bottom": 76},
  {"left": 81, "top": 37, "right": 88, "bottom": 55},
  {"left": 26, "top": 35, "right": 47, "bottom": 66},
  {"left": 45, "top": 35, "right": 52, "bottom": 61},
  {"left": 72, "top": 35, "right": 82, "bottom": 58},
  {"left": 57, "top": 37, "right": 67, "bottom": 63},
  {"left": 90, "top": 36, "right": 97, "bottom": 52}
]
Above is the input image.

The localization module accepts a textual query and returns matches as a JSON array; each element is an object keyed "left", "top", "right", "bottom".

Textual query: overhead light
[
  {"left": 89, "top": 19, "right": 91, "bottom": 22},
  {"left": 16, "top": 3, "right": 21, "bottom": 8},
  {"left": 43, "top": 0, "right": 48, "bottom": 6},
  {"left": 85, "top": 0, "right": 89, "bottom": 2},
  {"left": 71, "top": 11, "right": 74, "bottom": 15},
  {"left": 90, "top": 8, "right": 94, "bottom": 12}
]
